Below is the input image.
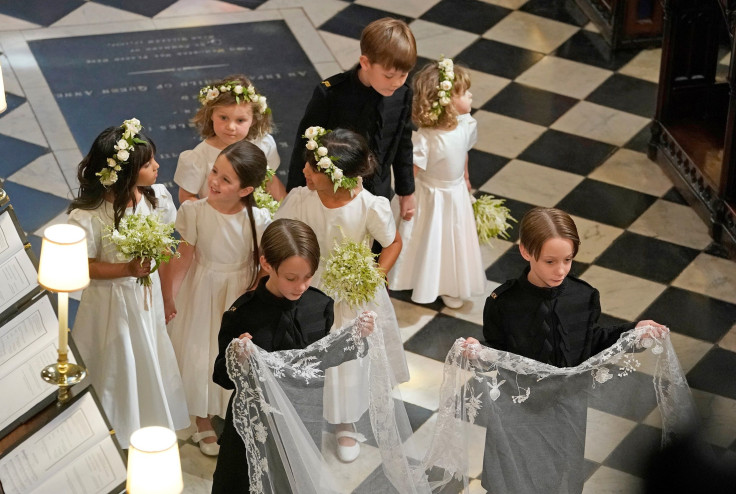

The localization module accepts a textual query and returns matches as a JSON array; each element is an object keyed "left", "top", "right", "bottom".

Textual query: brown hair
[
  {"left": 412, "top": 62, "right": 471, "bottom": 129},
  {"left": 191, "top": 74, "right": 273, "bottom": 141},
  {"left": 519, "top": 207, "right": 580, "bottom": 260},
  {"left": 305, "top": 128, "right": 377, "bottom": 180},
  {"left": 219, "top": 140, "right": 268, "bottom": 286},
  {"left": 260, "top": 219, "right": 321, "bottom": 275},
  {"left": 360, "top": 18, "right": 417, "bottom": 73}
]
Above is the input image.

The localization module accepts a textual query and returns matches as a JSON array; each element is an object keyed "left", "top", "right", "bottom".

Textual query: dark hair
[
  {"left": 68, "top": 125, "right": 157, "bottom": 229},
  {"left": 360, "top": 18, "right": 417, "bottom": 73},
  {"left": 261, "top": 219, "right": 320, "bottom": 276},
  {"left": 305, "top": 128, "right": 377, "bottom": 181},
  {"left": 219, "top": 140, "right": 268, "bottom": 286},
  {"left": 519, "top": 207, "right": 580, "bottom": 260}
]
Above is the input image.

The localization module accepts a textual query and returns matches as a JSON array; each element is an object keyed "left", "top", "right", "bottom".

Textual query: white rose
[
  {"left": 305, "top": 140, "right": 318, "bottom": 150},
  {"left": 445, "top": 71, "right": 454, "bottom": 81},
  {"left": 304, "top": 127, "right": 320, "bottom": 139},
  {"left": 206, "top": 88, "right": 219, "bottom": 101},
  {"left": 114, "top": 164, "right": 122, "bottom": 171},
  {"left": 440, "top": 80, "right": 452, "bottom": 91},
  {"left": 440, "top": 58, "right": 454, "bottom": 71},
  {"left": 247, "top": 85, "right": 256, "bottom": 95},
  {"left": 117, "top": 149, "right": 130, "bottom": 162},
  {"left": 438, "top": 90, "right": 446, "bottom": 98},
  {"left": 219, "top": 85, "right": 228, "bottom": 92},
  {"left": 259, "top": 103, "right": 267, "bottom": 114},
  {"left": 107, "top": 158, "right": 117, "bottom": 168},
  {"left": 440, "top": 96, "right": 451, "bottom": 106},
  {"left": 317, "top": 146, "right": 328, "bottom": 157},
  {"left": 258, "top": 95, "right": 266, "bottom": 105},
  {"left": 332, "top": 168, "right": 343, "bottom": 180},
  {"left": 233, "top": 85, "right": 243, "bottom": 94},
  {"left": 318, "top": 157, "right": 332, "bottom": 169},
  {"left": 432, "top": 101, "right": 439, "bottom": 108},
  {"left": 116, "top": 139, "right": 129, "bottom": 150}
]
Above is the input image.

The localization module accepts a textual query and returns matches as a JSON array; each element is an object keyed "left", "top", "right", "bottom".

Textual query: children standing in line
[
  {"left": 163, "top": 140, "right": 270, "bottom": 456},
  {"left": 286, "top": 18, "right": 418, "bottom": 222},
  {"left": 276, "top": 127, "right": 408, "bottom": 462},
  {"left": 174, "top": 74, "right": 285, "bottom": 204},
  {"left": 389, "top": 58, "right": 485, "bottom": 309},
  {"left": 67, "top": 119, "right": 189, "bottom": 449}
]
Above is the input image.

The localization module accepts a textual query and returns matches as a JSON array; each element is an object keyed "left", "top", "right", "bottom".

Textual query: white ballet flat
[
  {"left": 336, "top": 428, "right": 366, "bottom": 463},
  {"left": 192, "top": 430, "right": 220, "bottom": 456},
  {"left": 441, "top": 295, "right": 464, "bottom": 309}
]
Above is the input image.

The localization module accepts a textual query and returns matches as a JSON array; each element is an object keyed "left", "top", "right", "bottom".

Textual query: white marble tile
[
  {"left": 179, "top": 443, "right": 218, "bottom": 482},
  {"left": 570, "top": 215, "right": 624, "bottom": 264},
  {"left": 617, "top": 48, "right": 662, "bottom": 84},
  {"left": 584, "top": 408, "right": 637, "bottom": 463},
  {"left": 551, "top": 101, "right": 650, "bottom": 147},
  {"left": 25, "top": 87, "right": 78, "bottom": 151},
  {"left": 410, "top": 19, "right": 479, "bottom": 60},
  {"left": 465, "top": 68, "right": 510, "bottom": 109},
  {"left": 294, "top": 0, "right": 348, "bottom": 28},
  {"left": 182, "top": 470, "right": 213, "bottom": 494},
  {"left": 0, "top": 31, "right": 49, "bottom": 89},
  {"left": 22, "top": 19, "right": 157, "bottom": 41},
  {"left": 0, "top": 101, "right": 47, "bottom": 147},
  {"left": 155, "top": 0, "right": 247, "bottom": 19},
  {"left": 721, "top": 51, "right": 731, "bottom": 66},
  {"left": 628, "top": 200, "right": 712, "bottom": 250},
  {"left": 8, "top": 153, "right": 72, "bottom": 199},
  {"left": 516, "top": 55, "right": 612, "bottom": 99},
  {"left": 55, "top": 148, "right": 85, "bottom": 193},
  {"left": 53, "top": 2, "right": 149, "bottom": 26},
  {"left": 472, "top": 110, "right": 546, "bottom": 158},
  {"left": 672, "top": 253, "right": 736, "bottom": 305},
  {"left": 441, "top": 279, "right": 495, "bottom": 326},
  {"left": 281, "top": 8, "right": 334, "bottom": 65},
  {"left": 480, "top": 237, "right": 514, "bottom": 270},
  {"left": 479, "top": 159, "right": 584, "bottom": 207},
  {"left": 691, "top": 389, "right": 736, "bottom": 448},
  {"left": 642, "top": 406, "right": 662, "bottom": 429},
  {"left": 0, "top": 54, "right": 22, "bottom": 96},
  {"left": 581, "top": 466, "right": 644, "bottom": 494},
  {"left": 584, "top": 21, "right": 600, "bottom": 33},
  {"left": 717, "top": 322, "right": 736, "bottom": 353},
  {"left": 313, "top": 61, "right": 342, "bottom": 80},
  {"left": 667, "top": 332, "right": 713, "bottom": 374},
  {"left": 391, "top": 298, "right": 439, "bottom": 343},
  {"left": 152, "top": 10, "right": 280, "bottom": 30},
  {"left": 356, "top": 0, "right": 439, "bottom": 18},
  {"left": 468, "top": 479, "right": 487, "bottom": 494},
  {"left": 0, "top": 13, "right": 40, "bottom": 32},
  {"left": 588, "top": 148, "right": 672, "bottom": 196},
  {"left": 580, "top": 266, "right": 666, "bottom": 321},
  {"left": 480, "top": 0, "right": 528, "bottom": 8},
  {"left": 318, "top": 30, "right": 361, "bottom": 71},
  {"left": 395, "top": 352, "right": 446, "bottom": 411},
  {"left": 321, "top": 431, "right": 383, "bottom": 493},
  {"left": 33, "top": 210, "right": 71, "bottom": 238},
  {"left": 483, "top": 11, "right": 579, "bottom": 54}
]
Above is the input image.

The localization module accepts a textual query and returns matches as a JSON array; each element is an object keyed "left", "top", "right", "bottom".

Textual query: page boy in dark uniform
[{"left": 286, "top": 17, "right": 418, "bottom": 221}]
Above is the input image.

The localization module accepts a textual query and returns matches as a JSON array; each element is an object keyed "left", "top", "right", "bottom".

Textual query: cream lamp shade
[
  {"left": 126, "top": 426, "right": 184, "bottom": 494},
  {"left": 37, "top": 224, "right": 90, "bottom": 292},
  {"left": 0, "top": 62, "right": 6, "bottom": 114}
]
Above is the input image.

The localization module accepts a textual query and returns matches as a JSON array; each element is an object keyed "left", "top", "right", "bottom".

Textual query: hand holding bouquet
[
  {"left": 472, "top": 194, "right": 516, "bottom": 245},
  {"left": 321, "top": 234, "right": 385, "bottom": 309}
]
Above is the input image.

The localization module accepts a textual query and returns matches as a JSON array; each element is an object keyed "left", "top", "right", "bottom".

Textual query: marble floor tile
[
  {"left": 472, "top": 110, "right": 546, "bottom": 158},
  {"left": 395, "top": 352, "right": 447, "bottom": 411},
  {"left": 0, "top": 102, "right": 47, "bottom": 147},
  {"left": 281, "top": 7, "right": 335, "bottom": 65},
  {"left": 54, "top": 148, "right": 84, "bottom": 191},
  {"left": 691, "top": 389, "right": 736, "bottom": 449},
  {"left": 356, "top": 0, "right": 438, "bottom": 19},
  {"left": 182, "top": 471, "right": 213, "bottom": 494},
  {"left": 481, "top": 0, "right": 529, "bottom": 9},
  {"left": 580, "top": 265, "right": 666, "bottom": 321},
  {"left": 479, "top": 158, "right": 584, "bottom": 207},
  {"left": 179, "top": 443, "right": 217, "bottom": 482},
  {"left": 151, "top": 9, "right": 280, "bottom": 30},
  {"left": 53, "top": 2, "right": 149, "bottom": 25},
  {"left": 588, "top": 148, "right": 671, "bottom": 196},
  {"left": 483, "top": 11, "right": 579, "bottom": 54},
  {"left": 8, "top": 153, "right": 71, "bottom": 200},
  {"left": 23, "top": 87, "right": 79, "bottom": 151},
  {"left": 718, "top": 323, "right": 736, "bottom": 354},
  {"left": 465, "top": 68, "right": 510, "bottom": 109},
  {"left": 279, "top": 0, "right": 348, "bottom": 32},
  {"left": 410, "top": 19, "right": 480, "bottom": 60},
  {"left": 0, "top": 13, "right": 40, "bottom": 31},
  {"left": 154, "top": 0, "right": 247, "bottom": 19},
  {"left": 480, "top": 237, "right": 515, "bottom": 270},
  {"left": 515, "top": 55, "right": 612, "bottom": 99},
  {"left": 617, "top": 48, "right": 662, "bottom": 84},
  {"left": 440, "top": 279, "right": 497, "bottom": 326},
  {"left": 628, "top": 200, "right": 712, "bottom": 250},
  {"left": 313, "top": 61, "right": 343, "bottom": 79},
  {"left": 581, "top": 465, "right": 644, "bottom": 494},
  {"left": 584, "top": 408, "right": 637, "bottom": 463},
  {"left": 551, "top": 101, "right": 650, "bottom": 147},
  {"left": 672, "top": 253, "right": 736, "bottom": 305},
  {"left": 391, "top": 298, "right": 440, "bottom": 343},
  {"left": 468, "top": 478, "right": 486, "bottom": 494},
  {"left": 318, "top": 30, "right": 360, "bottom": 71},
  {"left": 570, "top": 215, "right": 624, "bottom": 264},
  {"left": 321, "top": 433, "right": 384, "bottom": 493},
  {"left": 0, "top": 54, "right": 22, "bottom": 95},
  {"left": 22, "top": 18, "right": 158, "bottom": 40},
  {"left": 668, "top": 332, "right": 714, "bottom": 374},
  {"left": 584, "top": 21, "right": 599, "bottom": 33}
]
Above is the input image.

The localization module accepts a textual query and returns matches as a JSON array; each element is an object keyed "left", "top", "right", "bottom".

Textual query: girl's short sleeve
[
  {"left": 253, "top": 207, "right": 273, "bottom": 243},
  {"left": 366, "top": 195, "right": 396, "bottom": 248},
  {"left": 465, "top": 115, "right": 478, "bottom": 151},
  {"left": 255, "top": 134, "right": 281, "bottom": 171},
  {"left": 174, "top": 148, "right": 207, "bottom": 195},
  {"left": 411, "top": 130, "right": 429, "bottom": 171},
  {"left": 274, "top": 187, "right": 306, "bottom": 222},
  {"left": 153, "top": 184, "right": 177, "bottom": 224},
  {"left": 175, "top": 200, "right": 199, "bottom": 245},
  {"left": 68, "top": 209, "right": 100, "bottom": 259}
]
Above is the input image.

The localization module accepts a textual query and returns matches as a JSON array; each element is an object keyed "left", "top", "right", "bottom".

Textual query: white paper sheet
[{"left": 0, "top": 250, "right": 38, "bottom": 315}]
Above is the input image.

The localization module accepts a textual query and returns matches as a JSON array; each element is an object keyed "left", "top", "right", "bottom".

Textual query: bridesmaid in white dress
[
  {"left": 68, "top": 119, "right": 189, "bottom": 449},
  {"left": 275, "top": 127, "right": 408, "bottom": 462}
]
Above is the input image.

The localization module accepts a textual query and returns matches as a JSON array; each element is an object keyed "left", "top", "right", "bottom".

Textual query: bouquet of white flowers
[
  {"left": 321, "top": 235, "right": 386, "bottom": 309},
  {"left": 472, "top": 194, "right": 516, "bottom": 244},
  {"left": 254, "top": 168, "right": 280, "bottom": 218}
]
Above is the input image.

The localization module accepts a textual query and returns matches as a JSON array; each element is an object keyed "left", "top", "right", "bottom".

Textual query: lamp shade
[
  {"left": 38, "top": 224, "right": 90, "bottom": 292},
  {"left": 127, "top": 426, "right": 184, "bottom": 494},
  {"left": 0, "top": 62, "right": 6, "bottom": 114}
]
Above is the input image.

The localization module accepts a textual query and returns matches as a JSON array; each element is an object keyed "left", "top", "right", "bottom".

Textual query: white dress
[
  {"left": 275, "top": 187, "right": 410, "bottom": 423},
  {"left": 68, "top": 184, "right": 189, "bottom": 448},
  {"left": 168, "top": 199, "right": 271, "bottom": 418},
  {"left": 389, "top": 114, "right": 485, "bottom": 303},
  {"left": 174, "top": 135, "right": 280, "bottom": 197}
]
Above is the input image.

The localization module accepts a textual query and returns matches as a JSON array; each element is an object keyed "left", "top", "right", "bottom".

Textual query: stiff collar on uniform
[
  {"left": 254, "top": 276, "right": 298, "bottom": 310},
  {"left": 517, "top": 266, "right": 567, "bottom": 300}
]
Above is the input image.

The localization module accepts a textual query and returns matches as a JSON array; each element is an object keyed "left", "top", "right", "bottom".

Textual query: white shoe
[
  {"left": 192, "top": 430, "right": 220, "bottom": 456},
  {"left": 336, "top": 427, "right": 366, "bottom": 463},
  {"left": 441, "top": 295, "right": 464, "bottom": 309}
]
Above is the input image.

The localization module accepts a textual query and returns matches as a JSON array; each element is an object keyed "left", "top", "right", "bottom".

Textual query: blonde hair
[
  {"left": 412, "top": 62, "right": 471, "bottom": 129},
  {"left": 519, "top": 207, "right": 580, "bottom": 260},
  {"left": 191, "top": 74, "right": 273, "bottom": 140},
  {"left": 360, "top": 18, "right": 417, "bottom": 73}
]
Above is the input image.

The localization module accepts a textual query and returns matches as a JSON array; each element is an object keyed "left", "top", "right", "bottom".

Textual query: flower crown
[
  {"left": 429, "top": 57, "right": 455, "bottom": 122},
  {"left": 303, "top": 126, "right": 359, "bottom": 192},
  {"left": 96, "top": 118, "right": 144, "bottom": 187},
  {"left": 198, "top": 81, "right": 270, "bottom": 114}
]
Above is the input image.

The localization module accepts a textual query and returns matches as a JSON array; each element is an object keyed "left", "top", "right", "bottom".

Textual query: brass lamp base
[{"left": 41, "top": 358, "right": 87, "bottom": 403}]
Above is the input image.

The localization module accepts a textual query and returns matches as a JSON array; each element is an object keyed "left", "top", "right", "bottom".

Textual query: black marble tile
[
  {"left": 319, "top": 4, "right": 412, "bottom": 40},
  {"left": 404, "top": 401, "right": 435, "bottom": 432},
  {"left": 482, "top": 82, "right": 578, "bottom": 127},
  {"left": 584, "top": 459, "right": 599, "bottom": 481},
  {"left": 1, "top": 93, "right": 26, "bottom": 116},
  {"left": 467, "top": 149, "right": 509, "bottom": 189},
  {"left": 570, "top": 260, "right": 589, "bottom": 278},
  {"left": 553, "top": 30, "right": 639, "bottom": 71},
  {"left": 687, "top": 348, "right": 736, "bottom": 400},
  {"left": 555, "top": 179, "right": 657, "bottom": 228},
  {"left": 220, "top": 0, "right": 270, "bottom": 9},
  {"left": 455, "top": 39, "right": 544, "bottom": 80},
  {"left": 353, "top": 466, "right": 402, "bottom": 494},
  {"left": 586, "top": 74, "right": 658, "bottom": 118},
  {"left": 404, "top": 313, "right": 484, "bottom": 362},
  {"left": 474, "top": 195, "right": 533, "bottom": 244},
  {"left": 1, "top": 182, "right": 69, "bottom": 233},
  {"left": 623, "top": 124, "right": 653, "bottom": 154},
  {"left": 0, "top": 134, "right": 49, "bottom": 178},
  {"left": 520, "top": 0, "right": 589, "bottom": 27},
  {"left": 94, "top": 0, "right": 178, "bottom": 17},
  {"left": 518, "top": 129, "right": 616, "bottom": 175},
  {"left": 603, "top": 423, "right": 663, "bottom": 477},
  {"left": 595, "top": 232, "right": 700, "bottom": 284},
  {"left": 661, "top": 187, "right": 688, "bottom": 205},
  {"left": 410, "top": 56, "right": 435, "bottom": 82},
  {"left": 420, "top": 0, "right": 510, "bottom": 34},
  {"left": 640, "top": 287, "right": 736, "bottom": 342},
  {"left": 588, "top": 371, "right": 658, "bottom": 421},
  {"left": 597, "top": 312, "right": 631, "bottom": 328},
  {"left": 485, "top": 247, "right": 525, "bottom": 285},
  {"left": 388, "top": 289, "right": 444, "bottom": 311},
  {"left": 0, "top": 0, "right": 84, "bottom": 26}
]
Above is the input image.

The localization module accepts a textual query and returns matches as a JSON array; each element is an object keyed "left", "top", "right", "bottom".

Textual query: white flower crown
[
  {"left": 96, "top": 118, "right": 144, "bottom": 187},
  {"left": 303, "top": 126, "right": 359, "bottom": 193},
  {"left": 429, "top": 57, "right": 455, "bottom": 121},
  {"left": 198, "top": 81, "right": 270, "bottom": 114}
]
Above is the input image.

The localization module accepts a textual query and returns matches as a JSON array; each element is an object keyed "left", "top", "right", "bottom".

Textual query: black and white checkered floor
[{"left": 1, "top": 1, "right": 735, "bottom": 492}]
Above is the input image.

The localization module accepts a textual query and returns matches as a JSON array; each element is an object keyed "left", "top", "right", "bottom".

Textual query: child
[
  {"left": 210, "top": 218, "right": 336, "bottom": 493},
  {"left": 67, "top": 119, "right": 189, "bottom": 449},
  {"left": 389, "top": 58, "right": 485, "bottom": 309},
  {"left": 163, "top": 140, "right": 270, "bottom": 456},
  {"left": 174, "top": 74, "right": 285, "bottom": 204},
  {"left": 286, "top": 17, "right": 418, "bottom": 221},
  {"left": 276, "top": 127, "right": 409, "bottom": 462}
]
